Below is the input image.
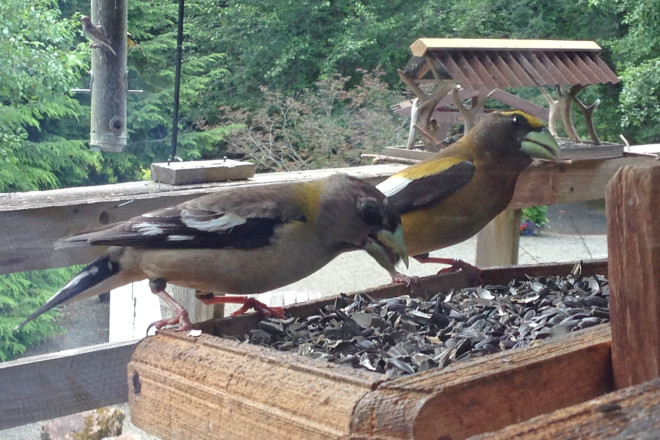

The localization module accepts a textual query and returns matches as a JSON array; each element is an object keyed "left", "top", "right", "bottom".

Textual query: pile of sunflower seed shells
[{"left": 241, "top": 273, "right": 609, "bottom": 377}]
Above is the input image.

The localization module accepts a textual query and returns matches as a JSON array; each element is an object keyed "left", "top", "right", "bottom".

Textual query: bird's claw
[
  {"left": 231, "top": 298, "right": 286, "bottom": 319},
  {"left": 391, "top": 272, "right": 421, "bottom": 295},
  {"left": 146, "top": 309, "right": 193, "bottom": 335}
]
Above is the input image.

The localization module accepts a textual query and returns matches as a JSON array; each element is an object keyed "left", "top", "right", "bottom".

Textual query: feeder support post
[
  {"left": 607, "top": 164, "right": 660, "bottom": 388},
  {"left": 89, "top": 0, "right": 127, "bottom": 152}
]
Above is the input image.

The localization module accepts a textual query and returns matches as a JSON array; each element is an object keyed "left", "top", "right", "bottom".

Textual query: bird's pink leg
[
  {"left": 196, "top": 294, "right": 286, "bottom": 319},
  {"left": 146, "top": 279, "right": 193, "bottom": 334}
]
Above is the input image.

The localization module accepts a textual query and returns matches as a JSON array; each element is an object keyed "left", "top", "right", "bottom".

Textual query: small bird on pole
[
  {"left": 80, "top": 15, "right": 117, "bottom": 56},
  {"left": 127, "top": 32, "right": 145, "bottom": 56}
]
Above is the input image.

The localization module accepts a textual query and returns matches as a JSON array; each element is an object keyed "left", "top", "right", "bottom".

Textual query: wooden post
[
  {"left": 170, "top": 285, "right": 224, "bottom": 323},
  {"left": 475, "top": 208, "right": 521, "bottom": 267},
  {"left": 90, "top": 0, "right": 127, "bottom": 152},
  {"left": 607, "top": 164, "right": 660, "bottom": 389}
]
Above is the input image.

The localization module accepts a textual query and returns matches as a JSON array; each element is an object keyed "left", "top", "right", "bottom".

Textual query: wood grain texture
[
  {"left": 509, "top": 155, "right": 653, "bottom": 210},
  {"left": 127, "top": 332, "right": 383, "bottom": 440},
  {"left": 471, "top": 377, "right": 660, "bottom": 440},
  {"left": 475, "top": 208, "right": 521, "bottom": 268},
  {"left": 0, "top": 341, "right": 137, "bottom": 430},
  {"left": 351, "top": 325, "right": 612, "bottom": 440},
  {"left": 170, "top": 285, "right": 224, "bottom": 324},
  {"left": 606, "top": 164, "right": 660, "bottom": 389},
  {"left": 150, "top": 159, "right": 255, "bottom": 185}
]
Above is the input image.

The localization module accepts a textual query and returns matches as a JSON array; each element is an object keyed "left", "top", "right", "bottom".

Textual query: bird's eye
[
  {"left": 358, "top": 199, "right": 383, "bottom": 226},
  {"left": 511, "top": 114, "right": 526, "bottom": 128}
]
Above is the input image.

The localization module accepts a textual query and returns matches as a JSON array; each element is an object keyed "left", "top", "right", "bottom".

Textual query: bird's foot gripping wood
[
  {"left": 197, "top": 294, "right": 286, "bottom": 320},
  {"left": 147, "top": 278, "right": 194, "bottom": 334},
  {"left": 147, "top": 310, "right": 192, "bottom": 335},
  {"left": 413, "top": 255, "right": 483, "bottom": 284},
  {"left": 390, "top": 271, "right": 421, "bottom": 295}
]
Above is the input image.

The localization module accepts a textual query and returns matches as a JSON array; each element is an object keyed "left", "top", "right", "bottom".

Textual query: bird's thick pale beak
[
  {"left": 364, "top": 224, "right": 409, "bottom": 271},
  {"left": 521, "top": 128, "right": 561, "bottom": 160}
]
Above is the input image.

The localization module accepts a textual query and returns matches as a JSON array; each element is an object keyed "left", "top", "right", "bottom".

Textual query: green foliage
[
  {"left": 0, "top": 267, "right": 80, "bottom": 362},
  {"left": 0, "top": 0, "right": 95, "bottom": 191},
  {"left": 101, "top": 0, "right": 233, "bottom": 170},
  {"left": 522, "top": 206, "right": 549, "bottom": 229},
  {"left": 589, "top": 0, "right": 660, "bottom": 144},
  {"left": 618, "top": 59, "right": 660, "bottom": 143},
  {"left": 219, "top": 69, "right": 407, "bottom": 171}
]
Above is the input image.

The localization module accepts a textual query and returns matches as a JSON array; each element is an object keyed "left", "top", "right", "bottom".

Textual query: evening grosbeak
[
  {"left": 80, "top": 15, "right": 116, "bottom": 56},
  {"left": 377, "top": 110, "right": 560, "bottom": 272},
  {"left": 127, "top": 32, "right": 145, "bottom": 55},
  {"left": 16, "top": 174, "right": 408, "bottom": 332}
]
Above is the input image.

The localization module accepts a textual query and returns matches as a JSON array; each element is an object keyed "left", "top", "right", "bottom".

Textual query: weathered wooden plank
[
  {"left": 509, "top": 155, "right": 653, "bottom": 209},
  {"left": 0, "top": 164, "right": 402, "bottom": 210},
  {"left": 411, "top": 38, "right": 602, "bottom": 57},
  {"left": 0, "top": 340, "right": 137, "bottom": 430},
  {"left": 471, "top": 377, "right": 660, "bottom": 440},
  {"left": 473, "top": 155, "right": 652, "bottom": 268},
  {"left": 475, "top": 208, "right": 521, "bottom": 267},
  {"left": 128, "top": 322, "right": 612, "bottom": 440},
  {"left": 479, "top": 259, "right": 607, "bottom": 284},
  {"left": 127, "top": 332, "right": 383, "bottom": 440},
  {"left": 351, "top": 324, "right": 612, "bottom": 440},
  {"left": 0, "top": 157, "right": 653, "bottom": 275},
  {"left": 606, "top": 164, "right": 660, "bottom": 389},
  {"left": 170, "top": 284, "right": 224, "bottom": 324},
  {"left": 150, "top": 159, "right": 255, "bottom": 185}
]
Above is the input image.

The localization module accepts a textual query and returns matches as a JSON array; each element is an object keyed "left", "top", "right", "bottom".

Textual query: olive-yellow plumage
[{"left": 378, "top": 110, "right": 560, "bottom": 259}]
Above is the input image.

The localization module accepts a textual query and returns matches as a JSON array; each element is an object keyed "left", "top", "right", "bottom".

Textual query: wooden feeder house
[{"left": 394, "top": 38, "right": 620, "bottom": 152}]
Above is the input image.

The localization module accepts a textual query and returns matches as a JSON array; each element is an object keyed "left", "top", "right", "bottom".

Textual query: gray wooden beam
[{"left": 0, "top": 341, "right": 137, "bottom": 430}]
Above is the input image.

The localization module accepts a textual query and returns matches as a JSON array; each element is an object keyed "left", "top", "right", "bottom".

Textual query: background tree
[{"left": 0, "top": 0, "right": 90, "bottom": 359}]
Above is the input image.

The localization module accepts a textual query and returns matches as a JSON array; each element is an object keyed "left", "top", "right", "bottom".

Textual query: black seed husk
[{"left": 234, "top": 273, "right": 609, "bottom": 376}]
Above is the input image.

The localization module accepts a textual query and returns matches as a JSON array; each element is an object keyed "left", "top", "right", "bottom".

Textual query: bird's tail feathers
[{"left": 14, "top": 254, "right": 120, "bottom": 331}]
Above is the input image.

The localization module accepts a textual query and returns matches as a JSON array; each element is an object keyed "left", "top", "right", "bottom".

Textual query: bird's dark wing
[
  {"left": 378, "top": 160, "right": 475, "bottom": 214},
  {"left": 65, "top": 198, "right": 306, "bottom": 250}
]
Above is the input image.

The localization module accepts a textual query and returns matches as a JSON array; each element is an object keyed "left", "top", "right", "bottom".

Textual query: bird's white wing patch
[
  {"left": 133, "top": 222, "right": 165, "bottom": 236},
  {"left": 181, "top": 211, "right": 246, "bottom": 232},
  {"left": 167, "top": 234, "right": 196, "bottom": 241},
  {"left": 376, "top": 176, "right": 412, "bottom": 198}
]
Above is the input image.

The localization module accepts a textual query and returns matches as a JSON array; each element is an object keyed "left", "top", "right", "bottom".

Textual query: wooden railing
[{"left": 0, "top": 155, "right": 654, "bottom": 430}]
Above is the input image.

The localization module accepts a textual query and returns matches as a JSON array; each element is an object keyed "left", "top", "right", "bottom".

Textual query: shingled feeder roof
[{"left": 406, "top": 38, "right": 620, "bottom": 89}]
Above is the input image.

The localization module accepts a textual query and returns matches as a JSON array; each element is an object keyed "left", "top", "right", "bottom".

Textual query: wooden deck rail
[
  {"left": 0, "top": 156, "right": 652, "bottom": 276},
  {"left": 0, "top": 157, "right": 655, "bottom": 432}
]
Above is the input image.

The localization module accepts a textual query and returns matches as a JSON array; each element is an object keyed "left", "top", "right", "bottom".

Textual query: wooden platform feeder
[
  {"left": 127, "top": 164, "right": 660, "bottom": 439},
  {"left": 394, "top": 38, "right": 620, "bottom": 152}
]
